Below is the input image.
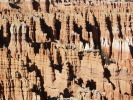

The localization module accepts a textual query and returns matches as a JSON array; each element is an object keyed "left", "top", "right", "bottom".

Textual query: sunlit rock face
[{"left": 0, "top": 0, "right": 133, "bottom": 100}]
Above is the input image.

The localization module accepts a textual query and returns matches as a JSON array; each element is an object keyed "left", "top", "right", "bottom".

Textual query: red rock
[{"left": 0, "top": 0, "right": 132, "bottom": 99}]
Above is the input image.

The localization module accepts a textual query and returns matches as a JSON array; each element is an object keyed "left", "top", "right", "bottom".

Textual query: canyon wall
[{"left": 0, "top": 0, "right": 133, "bottom": 100}]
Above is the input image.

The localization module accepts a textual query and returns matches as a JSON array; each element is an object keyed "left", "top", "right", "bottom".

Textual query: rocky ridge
[{"left": 0, "top": 0, "right": 133, "bottom": 100}]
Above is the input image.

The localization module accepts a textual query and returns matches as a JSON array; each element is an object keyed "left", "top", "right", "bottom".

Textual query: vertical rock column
[
  {"left": 29, "top": 17, "right": 36, "bottom": 42},
  {"left": 82, "top": 11, "right": 89, "bottom": 42},
  {"left": 9, "top": 24, "right": 17, "bottom": 58},
  {"left": 60, "top": 16, "right": 69, "bottom": 42}
]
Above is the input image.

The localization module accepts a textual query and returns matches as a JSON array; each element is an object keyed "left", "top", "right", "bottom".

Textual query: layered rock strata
[{"left": 0, "top": 0, "right": 133, "bottom": 100}]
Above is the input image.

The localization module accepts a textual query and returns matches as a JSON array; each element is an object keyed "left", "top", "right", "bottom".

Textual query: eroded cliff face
[{"left": 0, "top": 0, "right": 133, "bottom": 100}]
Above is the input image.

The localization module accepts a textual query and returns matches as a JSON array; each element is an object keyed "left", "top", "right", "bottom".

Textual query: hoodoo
[{"left": 0, "top": 0, "right": 133, "bottom": 100}]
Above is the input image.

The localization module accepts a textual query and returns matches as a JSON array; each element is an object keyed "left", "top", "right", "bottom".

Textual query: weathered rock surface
[{"left": 0, "top": 0, "right": 133, "bottom": 100}]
